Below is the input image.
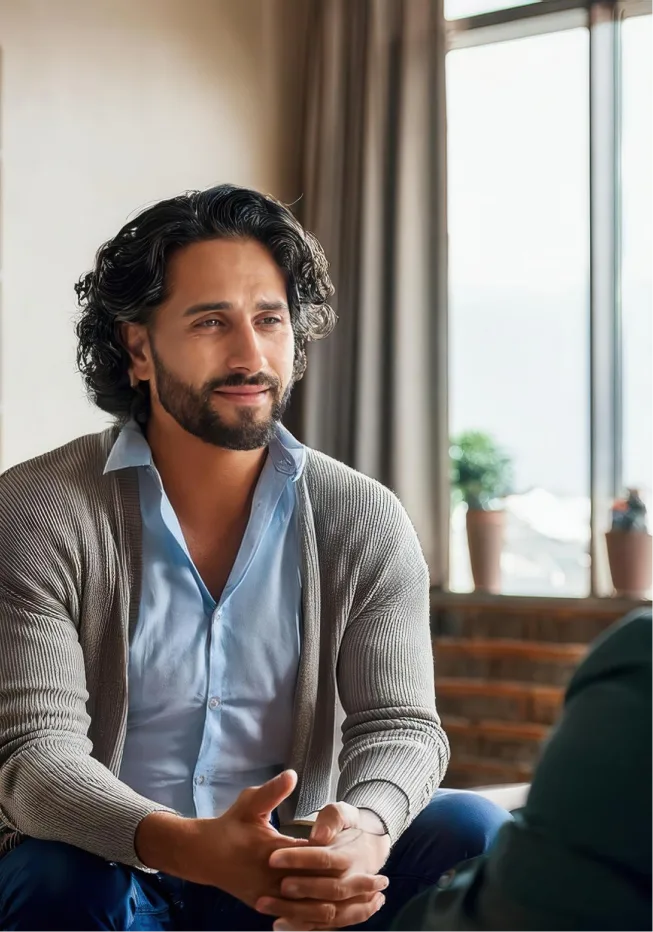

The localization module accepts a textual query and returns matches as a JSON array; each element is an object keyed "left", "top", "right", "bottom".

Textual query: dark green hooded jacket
[{"left": 395, "top": 609, "right": 652, "bottom": 932}]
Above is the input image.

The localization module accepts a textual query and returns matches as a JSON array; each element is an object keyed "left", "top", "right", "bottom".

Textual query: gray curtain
[{"left": 295, "top": 0, "right": 449, "bottom": 581}]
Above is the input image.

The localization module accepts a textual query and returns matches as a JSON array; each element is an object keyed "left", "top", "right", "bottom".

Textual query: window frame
[{"left": 437, "top": 0, "right": 653, "bottom": 600}]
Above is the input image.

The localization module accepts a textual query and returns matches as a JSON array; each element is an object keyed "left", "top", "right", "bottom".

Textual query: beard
[{"left": 150, "top": 344, "right": 293, "bottom": 451}]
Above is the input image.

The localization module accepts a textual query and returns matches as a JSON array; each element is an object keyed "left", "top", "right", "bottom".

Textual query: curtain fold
[{"left": 297, "top": 0, "right": 448, "bottom": 579}]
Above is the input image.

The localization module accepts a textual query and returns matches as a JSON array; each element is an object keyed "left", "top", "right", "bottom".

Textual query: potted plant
[
  {"left": 450, "top": 431, "right": 513, "bottom": 594},
  {"left": 605, "top": 489, "right": 652, "bottom": 599}
]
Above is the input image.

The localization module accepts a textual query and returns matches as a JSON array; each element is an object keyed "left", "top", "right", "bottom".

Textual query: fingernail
[
  {"left": 381, "top": 876, "right": 390, "bottom": 889},
  {"left": 274, "top": 923, "right": 291, "bottom": 932},
  {"left": 284, "top": 883, "right": 299, "bottom": 897}
]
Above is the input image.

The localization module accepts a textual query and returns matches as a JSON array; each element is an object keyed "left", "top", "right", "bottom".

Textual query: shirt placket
[{"left": 192, "top": 457, "right": 294, "bottom": 814}]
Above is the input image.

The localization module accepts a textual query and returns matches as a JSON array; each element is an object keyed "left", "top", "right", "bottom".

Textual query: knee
[
  {"left": 424, "top": 789, "right": 512, "bottom": 862},
  {"left": 0, "top": 839, "right": 133, "bottom": 930}
]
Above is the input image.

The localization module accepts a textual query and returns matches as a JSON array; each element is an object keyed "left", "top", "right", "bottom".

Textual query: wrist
[
  {"left": 135, "top": 810, "right": 197, "bottom": 874},
  {"left": 365, "top": 827, "right": 392, "bottom": 872},
  {"left": 356, "top": 808, "right": 388, "bottom": 837}
]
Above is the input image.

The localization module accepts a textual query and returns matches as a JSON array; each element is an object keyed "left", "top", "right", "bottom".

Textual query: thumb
[
  {"left": 309, "top": 802, "right": 349, "bottom": 845},
  {"left": 237, "top": 769, "right": 298, "bottom": 820}
]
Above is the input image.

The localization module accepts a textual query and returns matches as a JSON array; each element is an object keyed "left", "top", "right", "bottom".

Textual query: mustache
[{"left": 203, "top": 373, "right": 281, "bottom": 393}]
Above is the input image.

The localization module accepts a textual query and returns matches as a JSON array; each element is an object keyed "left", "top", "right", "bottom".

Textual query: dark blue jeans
[{"left": 0, "top": 790, "right": 510, "bottom": 930}]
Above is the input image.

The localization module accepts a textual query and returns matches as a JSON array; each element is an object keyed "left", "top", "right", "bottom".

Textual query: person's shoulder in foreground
[{"left": 393, "top": 608, "right": 653, "bottom": 932}]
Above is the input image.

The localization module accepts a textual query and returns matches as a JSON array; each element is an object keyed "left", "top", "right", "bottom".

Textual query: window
[
  {"left": 621, "top": 14, "right": 652, "bottom": 516},
  {"left": 447, "top": 29, "right": 590, "bottom": 596},
  {"left": 444, "top": 1, "right": 652, "bottom": 598},
  {"left": 445, "top": 0, "right": 541, "bottom": 18}
]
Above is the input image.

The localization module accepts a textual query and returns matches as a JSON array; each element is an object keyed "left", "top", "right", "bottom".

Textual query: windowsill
[{"left": 430, "top": 588, "right": 651, "bottom": 614}]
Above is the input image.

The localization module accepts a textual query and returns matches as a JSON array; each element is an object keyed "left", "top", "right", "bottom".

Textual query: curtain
[{"left": 294, "top": 0, "right": 449, "bottom": 581}]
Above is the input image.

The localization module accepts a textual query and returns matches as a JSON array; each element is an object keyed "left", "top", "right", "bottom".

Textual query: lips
[
  {"left": 212, "top": 386, "right": 271, "bottom": 405},
  {"left": 214, "top": 387, "right": 269, "bottom": 395}
]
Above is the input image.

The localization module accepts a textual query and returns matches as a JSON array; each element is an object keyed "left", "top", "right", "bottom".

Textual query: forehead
[{"left": 164, "top": 237, "right": 287, "bottom": 300}]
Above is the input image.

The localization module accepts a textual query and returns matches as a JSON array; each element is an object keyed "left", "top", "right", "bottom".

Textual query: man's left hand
[{"left": 256, "top": 802, "right": 392, "bottom": 931}]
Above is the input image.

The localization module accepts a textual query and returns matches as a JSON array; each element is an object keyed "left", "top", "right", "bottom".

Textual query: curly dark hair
[{"left": 75, "top": 184, "right": 335, "bottom": 422}]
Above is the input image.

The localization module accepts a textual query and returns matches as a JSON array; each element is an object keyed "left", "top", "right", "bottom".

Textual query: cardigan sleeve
[
  {"left": 335, "top": 490, "right": 450, "bottom": 842},
  {"left": 0, "top": 463, "right": 175, "bottom": 870}
]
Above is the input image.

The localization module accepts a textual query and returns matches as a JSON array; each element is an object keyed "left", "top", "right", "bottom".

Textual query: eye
[
  {"left": 196, "top": 317, "right": 223, "bottom": 328},
  {"left": 258, "top": 316, "right": 285, "bottom": 326}
]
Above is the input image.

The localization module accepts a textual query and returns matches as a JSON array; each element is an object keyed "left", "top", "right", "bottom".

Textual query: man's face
[{"left": 125, "top": 238, "right": 296, "bottom": 450}]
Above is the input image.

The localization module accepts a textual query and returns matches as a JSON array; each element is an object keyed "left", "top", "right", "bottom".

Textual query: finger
[
  {"left": 309, "top": 803, "right": 354, "bottom": 846},
  {"left": 273, "top": 921, "right": 320, "bottom": 932},
  {"left": 280, "top": 873, "right": 389, "bottom": 901},
  {"left": 259, "top": 892, "right": 386, "bottom": 926},
  {"left": 271, "top": 835, "right": 311, "bottom": 849},
  {"left": 274, "top": 926, "right": 334, "bottom": 932},
  {"left": 236, "top": 770, "right": 298, "bottom": 819},
  {"left": 269, "top": 845, "right": 351, "bottom": 873}
]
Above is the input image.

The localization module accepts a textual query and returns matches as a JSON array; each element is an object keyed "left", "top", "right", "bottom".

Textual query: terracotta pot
[
  {"left": 466, "top": 509, "right": 504, "bottom": 594},
  {"left": 605, "top": 530, "right": 652, "bottom": 599}
]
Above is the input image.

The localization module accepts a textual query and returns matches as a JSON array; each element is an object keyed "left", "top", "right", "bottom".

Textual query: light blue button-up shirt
[{"left": 105, "top": 420, "right": 304, "bottom": 819}]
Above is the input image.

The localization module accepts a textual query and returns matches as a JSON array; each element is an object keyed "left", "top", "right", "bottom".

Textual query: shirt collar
[
  {"left": 104, "top": 419, "right": 306, "bottom": 481},
  {"left": 269, "top": 422, "right": 306, "bottom": 481},
  {"left": 104, "top": 420, "right": 153, "bottom": 474}
]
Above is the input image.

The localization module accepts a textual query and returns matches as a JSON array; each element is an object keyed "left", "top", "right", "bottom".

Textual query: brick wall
[{"left": 431, "top": 594, "right": 642, "bottom": 788}]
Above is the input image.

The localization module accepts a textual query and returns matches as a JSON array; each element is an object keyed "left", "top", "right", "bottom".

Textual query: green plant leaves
[{"left": 450, "top": 430, "right": 514, "bottom": 510}]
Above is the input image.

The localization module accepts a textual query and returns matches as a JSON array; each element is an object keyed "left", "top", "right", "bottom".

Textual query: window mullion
[
  {"left": 433, "top": 0, "right": 451, "bottom": 591},
  {"left": 589, "top": 1, "right": 620, "bottom": 596}
]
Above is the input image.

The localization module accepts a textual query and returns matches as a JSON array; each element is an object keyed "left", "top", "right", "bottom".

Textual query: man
[
  {"left": 0, "top": 184, "right": 509, "bottom": 931},
  {"left": 395, "top": 608, "right": 653, "bottom": 932}
]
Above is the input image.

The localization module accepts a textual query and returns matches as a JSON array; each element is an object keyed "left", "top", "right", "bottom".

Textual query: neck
[{"left": 144, "top": 410, "right": 269, "bottom": 523}]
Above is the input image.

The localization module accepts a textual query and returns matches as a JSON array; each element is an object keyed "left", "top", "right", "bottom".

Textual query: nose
[{"left": 224, "top": 319, "right": 266, "bottom": 374}]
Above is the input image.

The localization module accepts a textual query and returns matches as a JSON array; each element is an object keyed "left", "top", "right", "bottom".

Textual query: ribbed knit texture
[{"left": 0, "top": 428, "right": 449, "bottom": 868}]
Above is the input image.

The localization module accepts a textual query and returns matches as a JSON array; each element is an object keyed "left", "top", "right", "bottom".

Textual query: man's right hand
[{"left": 135, "top": 769, "right": 308, "bottom": 907}]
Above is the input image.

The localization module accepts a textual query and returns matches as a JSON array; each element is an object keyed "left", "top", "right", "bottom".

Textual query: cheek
[
  {"left": 274, "top": 333, "right": 297, "bottom": 386},
  {"left": 173, "top": 338, "right": 222, "bottom": 375}
]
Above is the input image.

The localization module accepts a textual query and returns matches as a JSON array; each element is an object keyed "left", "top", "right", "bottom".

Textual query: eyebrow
[{"left": 182, "top": 300, "right": 290, "bottom": 318}]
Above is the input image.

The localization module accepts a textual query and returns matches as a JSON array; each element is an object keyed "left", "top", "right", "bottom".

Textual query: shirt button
[
  {"left": 196, "top": 775, "right": 205, "bottom": 785},
  {"left": 208, "top": 697, "right": 221, "bottom": 710}
]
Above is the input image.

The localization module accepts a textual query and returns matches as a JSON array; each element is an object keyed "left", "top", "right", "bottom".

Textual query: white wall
[{"left": 0, "top": 0, "right": 307, "bottom": 467}]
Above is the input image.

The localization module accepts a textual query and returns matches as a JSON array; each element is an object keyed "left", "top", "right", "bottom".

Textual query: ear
[{"left": 120, "top": 322, "right": 152, "bottom": 383}]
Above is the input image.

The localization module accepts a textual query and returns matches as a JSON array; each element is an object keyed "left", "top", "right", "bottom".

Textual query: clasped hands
[{"left": 136, "top": 769, "right": 391, "bottom": 931}]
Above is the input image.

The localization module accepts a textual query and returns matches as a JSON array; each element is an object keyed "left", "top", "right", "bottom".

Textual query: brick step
[
  {"left": 437, "top": 677, "right": 564, "bottom": 725},
  {"left": 433, "top": 605, "right": 623, "bottom": 644},
  {"left": 436, "top": 638, "right": 587, "bottom": 661},
  {"left": 443, "top": 715, "right": 550, "bottom": 766},
  {"left": 434, "top": 638, "right": 586, "bottom": 686},
  {"left": 442, "top": 754, "right": 534, "bottom": 789}
]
